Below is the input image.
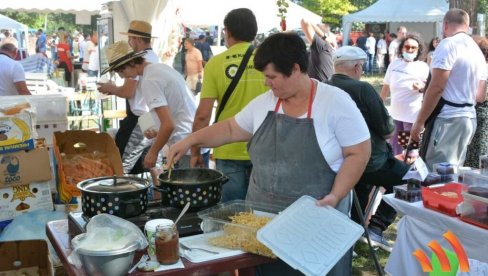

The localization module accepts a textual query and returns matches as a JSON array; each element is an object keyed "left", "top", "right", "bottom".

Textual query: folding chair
[{"left": 353, "top": 189, "right": 384, "bottom": 276}]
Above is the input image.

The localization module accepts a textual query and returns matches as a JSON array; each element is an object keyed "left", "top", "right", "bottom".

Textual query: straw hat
[
  {"left": 101, "top": 41, "right": 146, "bottom": 75},
  {"left": 120, "top": 20, "right": 156, "bottom": 38}
]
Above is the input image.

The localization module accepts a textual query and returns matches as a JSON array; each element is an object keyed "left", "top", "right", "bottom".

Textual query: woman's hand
[
  {"left": 316, "top": 193, "right": 340, "bottom": 208},
  {"left": 412, "top": 81, "right": 425, "bottom": 92},
  {"left": 167, "top": 141, "right": 191, "bottom": 169},
  {"left": 144, "top": 129, "right": 158, "bottom": 139},
  {"left": 97, "top": 82, "right": 115, "bottom": 95}
]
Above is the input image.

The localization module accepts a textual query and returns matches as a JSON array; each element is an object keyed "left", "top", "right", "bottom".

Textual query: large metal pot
[
  {"left": 77, "top": 176, "right": 149, "bottom": 218},
  {"left": 156, "top": 168, "right": 229, "bottom": 210}
]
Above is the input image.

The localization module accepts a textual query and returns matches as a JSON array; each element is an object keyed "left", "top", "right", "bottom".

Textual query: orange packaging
[{"left": 53, "top": 130, "right": 123, "bottom": 203}]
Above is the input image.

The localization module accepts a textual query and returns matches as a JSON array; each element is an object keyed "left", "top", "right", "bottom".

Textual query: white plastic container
[
  {"left": 257, "top": 195, "right": 364, "bottom": 276},
  {"left": 35, "top": 119, "right": 68, "bottom": 145},
  {"left": 144, "top": 219, "right": 173, "bottom": 261}
]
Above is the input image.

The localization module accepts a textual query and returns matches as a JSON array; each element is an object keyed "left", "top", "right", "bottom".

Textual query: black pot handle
[
  {"left": 153, "top": 185, "right": 171, "bottom": 193},
  {"left": 220, "top": 175, "right": 230, "bottom": 185}
]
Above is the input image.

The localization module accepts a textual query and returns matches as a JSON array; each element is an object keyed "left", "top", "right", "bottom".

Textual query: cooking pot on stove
[
  {"left": 156, "top": 168, "right": 229, "bottom": 210},
  {"left": 77, "top": 176, "right": 150, "bottom": 218}
]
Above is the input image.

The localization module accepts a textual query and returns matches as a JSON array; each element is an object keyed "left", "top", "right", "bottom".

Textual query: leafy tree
[
  {"left": 1, "top": 11, "right": 95, "bottom": 35},
  {"left": 301, "top": 0, "right": 358, "bottom": 27}
]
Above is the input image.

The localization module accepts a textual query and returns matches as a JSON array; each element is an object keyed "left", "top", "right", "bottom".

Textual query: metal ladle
[{"left": 174, "top": 201, "right": 191, "bottom": 226}]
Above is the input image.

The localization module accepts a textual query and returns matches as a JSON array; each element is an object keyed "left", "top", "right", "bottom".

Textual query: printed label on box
[
  {"left": 0, "top": 182, "right": 53, "bottom": 222},
  {"left": 0, "top": 148, "right": 52, "bottom": 187}
]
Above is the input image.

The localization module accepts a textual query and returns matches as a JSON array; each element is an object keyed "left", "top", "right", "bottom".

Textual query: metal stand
[{"left": 353, "top": 189, "right": 384, "bottom": 276}]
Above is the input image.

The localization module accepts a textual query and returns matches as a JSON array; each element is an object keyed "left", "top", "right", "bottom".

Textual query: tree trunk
[{"left": 449, "top": 0, "right": 480, "bottom": 34}]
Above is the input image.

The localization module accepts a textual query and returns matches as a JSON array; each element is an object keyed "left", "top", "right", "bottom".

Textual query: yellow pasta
[{"left": 208, "top": 211, "right": 276, "bottom": 258}]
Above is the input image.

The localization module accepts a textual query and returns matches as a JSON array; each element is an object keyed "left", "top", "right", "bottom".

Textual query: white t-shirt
[
  {"left": 432, "top": 33, "right": 488, "bottom": 118},
  {"left": 389, "top": 39, "right": 400, "bottom": 62},
  {"left": 0, "top": 55, "right": 26, "bottom": 96},
  {"left": 129, "top": 49, "right": 161, "bottom": 116},
  {"left": 139, "top": 63, "right": 197, "bottom": 147},
  {"left": 365, "top": 36, "right": 376, "bottom": 54},
  {"left": 88, "top": 46, "right": 99, "bottom": 71},
  {"left": 235, "top": 81, "right": 370, "bottom": 172},
  {"left": 82, "top": 41, "right": 96, "bottom": 71},
  {"left": 384, "top": 59, "right": 429, "bottom": 123},
  {"left": 377, "top": 39, "right": 387, "bottom": 54}
]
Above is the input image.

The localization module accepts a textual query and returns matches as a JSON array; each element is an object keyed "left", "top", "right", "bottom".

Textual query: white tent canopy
[
  {"left": 0, "top": 13, "right": 29, "bottom": 49},
  {"left": 177, "top": 0, "right": 322, "bottom": 33},
  {"left": 342, "top": 0, "right": 448, "bottom": 45},
  {"left": 0, "top": 0, "right": 106, "bottom": 14}
]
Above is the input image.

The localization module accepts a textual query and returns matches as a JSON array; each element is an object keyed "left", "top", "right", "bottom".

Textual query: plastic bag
[{"left": 68, "top": 214, "right": 148, "bottom": 268}]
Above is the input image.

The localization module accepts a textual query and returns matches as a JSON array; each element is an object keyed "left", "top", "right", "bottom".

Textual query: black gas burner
[{"left": 68, "top": 201, "right": 204, "bottom": 238}]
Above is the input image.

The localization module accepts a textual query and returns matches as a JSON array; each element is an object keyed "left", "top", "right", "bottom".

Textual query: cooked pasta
[{"left": 208, "top": 211, "right": 276, "bottom": 258}]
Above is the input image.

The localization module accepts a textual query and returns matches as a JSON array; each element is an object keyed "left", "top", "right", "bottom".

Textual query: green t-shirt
[{"left": 200, "top": 42, "right": 267, "bottom": 160}]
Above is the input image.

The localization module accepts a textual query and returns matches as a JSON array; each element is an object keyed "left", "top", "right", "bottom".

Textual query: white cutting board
[{"left": 180, "top": 233, "right": 245, "bottom": 263}]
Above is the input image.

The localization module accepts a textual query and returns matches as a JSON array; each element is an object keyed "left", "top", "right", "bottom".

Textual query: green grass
[{"left": 352, "top": 217, "right": 399, "bottom": 275}]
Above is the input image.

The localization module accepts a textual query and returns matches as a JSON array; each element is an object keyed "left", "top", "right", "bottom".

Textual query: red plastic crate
[{"left": 421, "top": 183, "right": 467, "bottom": 216}]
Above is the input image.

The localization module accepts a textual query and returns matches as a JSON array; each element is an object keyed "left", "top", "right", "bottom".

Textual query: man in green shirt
[{"left": 191, "top": 8, "right": 267, "bottom": 202}]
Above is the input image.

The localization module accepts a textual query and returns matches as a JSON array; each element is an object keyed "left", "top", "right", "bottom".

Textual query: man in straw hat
[
  {"left": 102, "top": 40, "right": 197, "bottom": 169},
  {"left": 98, "top": 20, "right": 162, "bottom": 174}
]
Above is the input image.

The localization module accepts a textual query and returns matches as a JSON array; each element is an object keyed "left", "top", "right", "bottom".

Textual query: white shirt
[
  {"left": 389, "top": 39, "right": 401, "bottom": 62},
  {"left": 384, "top": 59, "right": 429, "bottom": 123},
  {"left": 129, "top": 49, "right": 161, "bottom": 116},
  {"left": 432, "top": 33, "right": 488, "bottom": 118},
  {"left": 82, "top": 41, "right": 96, "bottom": 71},
  {"left": 0, "top": 54, "right": 26, "bottom": 96},
  {"left": 139, "top": 63, "right": 197, "bottom": 147},
  {"left": 235, "top": 81, "right": 370, "bottom": 172},
  {"left": 377, "top": 39, "right": 387, "bottom": 54},
  {"left": 88, "top": 46, "right": 99, "bottom": 71},
  {"left": 365, "top": 36, "right": 376, "bottom": 54}
]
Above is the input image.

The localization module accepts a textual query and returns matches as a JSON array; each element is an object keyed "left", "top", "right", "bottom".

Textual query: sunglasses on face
[{"left": 403, "top": 45, "right": 418, "bottom": 51}]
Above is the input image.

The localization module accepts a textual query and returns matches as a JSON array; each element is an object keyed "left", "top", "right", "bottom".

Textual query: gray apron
[{"left": 247, "top": 80, "right": 352, "bottom": 276}]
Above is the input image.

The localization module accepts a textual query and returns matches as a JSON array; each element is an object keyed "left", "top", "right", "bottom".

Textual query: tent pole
[{"left": 44, "top": 13, "right": 48, "bottom": 31}]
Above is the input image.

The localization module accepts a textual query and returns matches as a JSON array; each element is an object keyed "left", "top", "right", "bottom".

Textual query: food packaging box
[
  {"left": 0, "top": 148, "right": 52, "bottom": 187},
  {"left": 0, "top": 181, "right": 53, "bottom": 223},
  {"left": 138, "top": 111, "right": 160, "bottom": 133},
  {"left": 394, "top": 184, "right": 422, "bottom": 202},
  {"left": 35, "top": 119, "right": 68, "bottom": 146},
  {"left": 257, "top": 196, "right": 363, "bottom": 276},
  {"left": 421, "top": 183, "right": 466, "bottom": 216},
  {"left": 460, "top": 191, "right": 488, "bottom": 230},
  {"left": 0, "top": 239, "right": 53, "bottom": 276},
  {"left": 0, "top": 112, "right": 35, "bottom": 154},
  {"left": 462, "top": 171, "right": 488, "bottom": 197},
  {"left": 53, "top": 130, "right": 123, "bottom": 200},
  {"left": 197, "top": 200, "right": 284, "bottom": 257}
]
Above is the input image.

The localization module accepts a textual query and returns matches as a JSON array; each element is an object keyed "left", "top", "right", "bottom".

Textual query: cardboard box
[
  {"left": 0, "top": 113, "right": 35, "bottom": 154},
  {"left": 0, "top": 181, "right": 53, "bottom": 223},
  {"left": 0, "top": 148, "right": 52, "bottom": 187},
  {"left": 54, "top": 130, "right": 123, "bottom": 200},
  {"left": 0, "top": 240, "right": 53, "bottom": 276}
]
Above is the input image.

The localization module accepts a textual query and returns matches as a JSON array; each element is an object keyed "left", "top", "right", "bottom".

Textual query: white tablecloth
[{"left": 383, "top": 194, "right": 488, "bottom": 276}]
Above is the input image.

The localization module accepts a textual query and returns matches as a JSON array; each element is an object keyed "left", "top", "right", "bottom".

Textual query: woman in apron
[{"left": 167, "top": 33, "right": 371, "bottom": 275}]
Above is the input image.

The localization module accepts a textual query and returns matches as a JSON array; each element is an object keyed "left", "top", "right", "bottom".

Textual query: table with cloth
[{"left": 383, "top": 193, "right": 488, "bottom": 276}]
